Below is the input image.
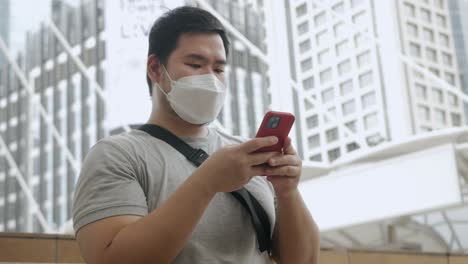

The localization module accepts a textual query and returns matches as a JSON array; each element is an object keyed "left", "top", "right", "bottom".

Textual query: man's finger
[
  {"left": 250, "top": 151, "right": 281, "bottom": 166},
  {"left": 268, "top": 154, "right": 301, "bottom": 167},
  {"left": 283, "top": 137, "right": 297, "bottom": 155},
  {"left": 251, "top": 164, "right": 269, "bottom": 176},
  {"left": 241, "top": 136, "right": 278, "bottom": 153},
  {"left": 265, "top": 165, "right": 300, "bottom": 177}
]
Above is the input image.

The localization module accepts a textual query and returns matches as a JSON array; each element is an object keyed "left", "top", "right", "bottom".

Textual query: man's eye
[
  {"left": 215, "top": 69, "right": 225, "bottom": 73},
  {"left": 186, "top": 63, "right": 201, "bottom": 69}
]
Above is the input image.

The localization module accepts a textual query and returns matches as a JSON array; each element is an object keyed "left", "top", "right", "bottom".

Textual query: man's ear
[{"left": 147, "top": 54, "right": 163, "bottom": 84}]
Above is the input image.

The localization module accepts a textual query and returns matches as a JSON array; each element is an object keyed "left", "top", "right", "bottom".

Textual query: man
[{"left": 73, "top": 6, "right": 319, "bottom": 264}]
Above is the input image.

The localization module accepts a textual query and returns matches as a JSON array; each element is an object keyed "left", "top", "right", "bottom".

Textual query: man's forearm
[
  {"left": 102, "top": 170, "right": 216, "bottom": 264},
  {"left": 274, "top": 190, "right": 320, "bottom": 264}
]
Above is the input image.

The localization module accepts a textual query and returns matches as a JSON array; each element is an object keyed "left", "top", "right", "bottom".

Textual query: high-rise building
[
  {"left": 286, "top": 0, "right": 465, "bottom": 163},
  {"left": 0, "top": 0, "right": 271, "bottom": 233},
  {"left": 0, "top": 0, "right": 10, "bottom": 66},
  {"left": 448, "top": 0, "right": 468, "bottom": 122},
  {"left": 0, "top": 0, "right": 105, "bottom": 232}
]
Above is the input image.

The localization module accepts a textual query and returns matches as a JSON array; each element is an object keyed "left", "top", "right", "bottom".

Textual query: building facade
[
  {"left": 448, "top": 0, "right": 468, "bottom": 121},
  {"left": 287, "top": 0, "right": 465, "bottom": 163},
  {"left": 0, "top": 0, "right": 10, "bottom": 66}
]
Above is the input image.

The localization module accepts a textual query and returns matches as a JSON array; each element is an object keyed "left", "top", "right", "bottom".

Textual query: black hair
[{"left": 146, "top": 6, "right": 230, "bottom": 96}]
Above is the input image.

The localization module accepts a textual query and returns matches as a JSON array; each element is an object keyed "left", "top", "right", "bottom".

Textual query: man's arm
[
  {"left": 271, "top": 190, "right": 320, "bottom": 264},
  {"left": 264, "top": 137, "right": 320, "bottom": 264},
  {"left": 77, "top": 170, "right": 216, "bottom": 264},
  {"left": 75, "top": 137, "right": 279, "bottom": 264}
]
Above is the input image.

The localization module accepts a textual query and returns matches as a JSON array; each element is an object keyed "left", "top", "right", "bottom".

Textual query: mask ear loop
[{"left": 155, "top": 65, "right": 174, "bottom": 96}]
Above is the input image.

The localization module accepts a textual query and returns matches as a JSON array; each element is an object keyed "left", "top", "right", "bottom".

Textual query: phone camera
[{"left": 267, "top": 116, "right": 281, "bottom": 129}]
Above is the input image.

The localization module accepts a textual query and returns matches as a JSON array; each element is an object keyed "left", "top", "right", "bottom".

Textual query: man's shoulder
[{"left": 86, "top": 130, "right": 152, "bottom": 160}]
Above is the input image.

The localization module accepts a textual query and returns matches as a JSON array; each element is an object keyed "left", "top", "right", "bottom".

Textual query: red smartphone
[{"left": 255, "top": 111, "right": 295, "bottom": 153}]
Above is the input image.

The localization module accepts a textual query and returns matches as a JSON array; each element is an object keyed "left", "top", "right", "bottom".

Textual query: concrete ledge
[
  {"left": 0, "top": 232, "right": 83, "bottom": 263},
  {"left": 0, "top": 233, "right": 467, "bottom": 263}
]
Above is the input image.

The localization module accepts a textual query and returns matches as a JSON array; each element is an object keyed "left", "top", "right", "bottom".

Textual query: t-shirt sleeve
[{"left": 72, "top": 140, "right": 148, "bottom": 233}]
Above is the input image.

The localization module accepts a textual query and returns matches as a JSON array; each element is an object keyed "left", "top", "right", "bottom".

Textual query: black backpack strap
[{"left": 138, "top": 124, "right": 272, "bottom": 254}]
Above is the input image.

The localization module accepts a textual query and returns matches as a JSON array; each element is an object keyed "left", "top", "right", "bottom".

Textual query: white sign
[
  {"left": 299, "top": 144, "right": 463, "bottom": 231},
  {"left": 104, "top": 0, "right": 182, "bottom": 130}
]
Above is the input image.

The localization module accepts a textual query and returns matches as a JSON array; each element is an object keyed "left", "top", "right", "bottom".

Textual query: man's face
[{"left": 160, "top": 32, "right": 227, "bottom": 93}]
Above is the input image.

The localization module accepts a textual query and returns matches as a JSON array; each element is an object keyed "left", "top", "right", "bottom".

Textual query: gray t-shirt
[{"left": 72, "top": 127, "right": 276, "bottom": 263}]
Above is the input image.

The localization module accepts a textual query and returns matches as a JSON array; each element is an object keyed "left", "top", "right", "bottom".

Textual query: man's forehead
[
  {"left": 175, "top": 33, "right": 226, "bottom": 58},
  {"left": 182, "top": 53, "right": 227, "bottom": 64}
]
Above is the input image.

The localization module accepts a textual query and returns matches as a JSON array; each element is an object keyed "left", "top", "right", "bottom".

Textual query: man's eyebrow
[{"left": 184, "top": 53, "right": 227, "bottom": 65}]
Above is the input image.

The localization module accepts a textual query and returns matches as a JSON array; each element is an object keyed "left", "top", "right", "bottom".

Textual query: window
[
  {"left": 445, "top": 72, "right": 455, "bottom": 85},
  {"left": 340, "top": 80, "right": 353, "bottom": 95},
  {"left": 320, "top": 68, "right": 333, "bottom": 84},
  {"left": 299, "top": 39, "right": 311, "bottom": 53},
  {"left": 314, "top": 11, "right": 326, "bottom": 27},
  {"left": 305, "top": 100, "right": 314, "bottom": 110},
  {"left": 345, "top": 120, "right": 357, "bottom": 132},
  {"left": 409, "top": 43, "right": 421, "bottom": 58},
  {"left": 418, "top": 105, "right": 430, "bottom": 121},
  {"left": 364, "top": 113, "right": 378, "bottom": 129},
  {"left": 318, "top": 49, "right": 331, "bottom": 65},
  {"left": 434, "top": 109, "right": 446, "bottom": 124},
  {"left": 413, "top": 69, "right": 424, "bottom": 79},
  {"left": 301, "top": 58, "right": 313, "bottom": 71},
  {"left": 325, "top": 107, "right": 337, "bottom": 123},
  {"left": 429, "top": 67, "right": 440, "bottom": 76},
  {"left": 420, "top": 126, "right": 432, "bottom": 132},
  {"left": 297, "top": 21, "right": 309, "bottom": 35},
  {"left": 321, "top": 87, "right": 335, "bottom": 102},
  {"left": 362, "top": 92, "right": 376, "bottom": 108},
  {"left": 308, "top": 135, "right": 320, "bottom": 149},
  {"left": 302, "top": 76, "right": 314, "bottom": 90},
  {"left": 436, "top": 14, "right": 446, "bottom": 28},
  {"left": 316, "top": 30, "right": 328, "bottom": 46},
  {"left": 296, "top": 3, "right": 307, "bottom": 17},
  {"left": 346, "top": 142, "right": 359, "bottom": 152},
  {"left": 359, "top": 71, "right": 373, "bottom": 87},
  {"left": 442, "top": 52, "right": 452, "bottom": 66},
  {"left": 407, "top": 23, "right": 418, "bottom": 37},
  {"left": 415, "top": 83, "right": 427, "bottom": 99},
  {"left": 420, "top": 8, "right": 431, "bottom": 22},
  {"left": 328, "top": 148, "right": 341, "bottom": 162},
  {"left": 423, "top": 28, "right": 434, "bottom": 42},
  {"left": 426, "top": 48, "right": 437, "bottom": 62},
  {"left": 310, "top": 154, "right": 322, "bottom": 162},
  {"left": 351, "top": 0, "right": 364, "bottom": 8},
  {"left": 354, "top": 33, "right": 366, "bottom": 48},
  {"left": 448, "top": 93, "right": 458, "bottom": 107},
  {"left": 326, "top": 128, "right": 339, "bottom": 142},
  {"left": 357, "top": 51, "right": 371, "bottom": 67},
  {"left": 306, "top": 115, "right": 319, "bottom": 129},
  {"left": 404, "top": 3, "right": 416, "bottom": 17},
  {"left": 336, "top": 40, "right": 349, "bottom": 56},
  {"left": 352, "top": 11, "right": 366, "bottom": 25},
  {"left": 439, "top": 33, "right": 449, "bottom": 47},
  {"left": 432, "top": 88, "right": 444, "bottom": 103},
  {"left": 332, "top": 2, "right": 345, "bottom": 13},
  {"left": 451, "top": 113, "right": 461, "bottom": 126},
  {"left": 367, "top": 133, "right": 384, "bottom": 146},
  {"left": 342, "top": 100, "right": 356, "bottom": 115},
  {"left": 338, "top": 59, "right": 351, "bottom": 75},
  {"left": 334, "top": 22, "right": 346, "bottom": 37}
]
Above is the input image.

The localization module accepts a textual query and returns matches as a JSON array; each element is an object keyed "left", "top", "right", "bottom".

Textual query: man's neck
[{"left": 147, "top": 110, "right": 209, "bottom": 139}]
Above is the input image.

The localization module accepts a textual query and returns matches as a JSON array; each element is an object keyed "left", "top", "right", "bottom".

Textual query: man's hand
[
  {"left": 264, "top": 137, "right": 302, "bottom": 198},
  {"left": 197, "top": 136, "right": 280, "bottom": 193}
]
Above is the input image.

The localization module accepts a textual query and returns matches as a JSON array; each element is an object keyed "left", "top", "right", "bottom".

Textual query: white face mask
[{"left": 156, "top": 66, "right": 227, "bottom": 125}]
